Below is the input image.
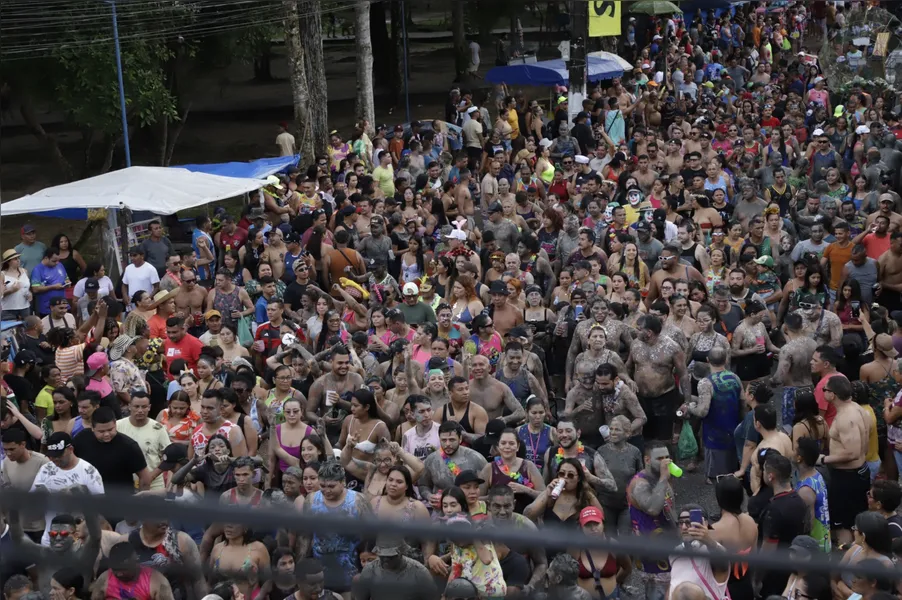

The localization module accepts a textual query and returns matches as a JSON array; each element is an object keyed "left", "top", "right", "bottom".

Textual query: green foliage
[{"left": 55, "top": 38, "right": 178, "bottom": 134}]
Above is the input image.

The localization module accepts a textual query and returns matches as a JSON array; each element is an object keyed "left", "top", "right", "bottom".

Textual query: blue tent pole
[{"left": 107, "top": 0, "right": 132, "bottom": 167}]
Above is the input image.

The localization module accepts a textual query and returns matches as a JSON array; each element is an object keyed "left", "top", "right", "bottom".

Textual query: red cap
[{"left": 579, "top": 506, "right": 604, "bottom": 527}]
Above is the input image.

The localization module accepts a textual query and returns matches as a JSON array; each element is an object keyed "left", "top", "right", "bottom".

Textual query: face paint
[{"left": 628, "top": 188, "right": 645, "bottom": 207}]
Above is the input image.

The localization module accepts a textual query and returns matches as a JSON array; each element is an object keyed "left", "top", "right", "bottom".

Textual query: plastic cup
[{"left": 668, "top": 462, "right": 683, "bottom": 478}]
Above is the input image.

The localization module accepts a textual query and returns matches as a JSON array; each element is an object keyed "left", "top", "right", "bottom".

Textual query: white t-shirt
[
  {"left": 402, "top": 421, "right": 441, "bottom": 460},
  {"left": 469, "top": 41, "right": 481, "bottom": 68},
  {"left": 30, "top": 457, "right": 105, "bottom": 545},
  {"left": 42, "top": 313, "right": 77, "bottom": 331},
  {"left": 122, "top": 262, "right": 160, "bottom": 297},
  {"left": 73, "top": 276, "right": 115, "bottom": 299}
]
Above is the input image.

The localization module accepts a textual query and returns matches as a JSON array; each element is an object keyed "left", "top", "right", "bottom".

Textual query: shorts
[
  {"left": 828, "top": 463, "right": 870, "bottom": 529},
  {"left": 639, "top": 387, "right": 681, "bottom": 442}
]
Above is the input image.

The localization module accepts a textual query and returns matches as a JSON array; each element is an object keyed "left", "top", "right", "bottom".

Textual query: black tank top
[
  {"left": 442, "top": 402, "right": 474, "bottom": 434},
  {"left": 680, "top": 243, "right": 703, "bottom": 272}
]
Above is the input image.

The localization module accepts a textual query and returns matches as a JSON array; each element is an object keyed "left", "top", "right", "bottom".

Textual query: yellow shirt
[
  {"left": 116, "top": 418, "right": 171, "bottom": 490},
  {"left": 507, "top": 109, "right": 520, "bottom": 140},
  {"left": 372, "top": 165, "right": 395, "bottom": 197},
  {"left": 35, "top": 385, "right": 54, "bottom": 413}
]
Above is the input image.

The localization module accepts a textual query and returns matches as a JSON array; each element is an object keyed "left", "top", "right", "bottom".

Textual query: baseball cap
[
  {"left": 454, "top": 470, "right": 485, "bottom": 487},
  {"left": 49, "top": 297, "right": 68, "bottom": 307},
  {"left": 86, "top": 352, "right": 109, "bottom": 376},
  {"left": 158, "top": 443, "right": 189, "bottom": 471},
  {"left": 402, "top": 282, "right": 419, "bottom": 296},
  {"left": 293, "top": 258, "right": 309, "bottom": 272},
  {"left": 856, "top": 125, "right": 870, "bottom": 135},
  {"left": 488, "top": 201, "right": 503, "bottom": 214},
  {"left": 21, "top": 224, "right": 36, "bottom": 234},
  {"left": 444, "top": 579, "right": 479, "bottom": 600},
  {"left": 754, "top": 255, "right": 775, "bottom": 268},
  {"left": 445, "top": 230, "right": 467, "bottom": 241},
  {"left": 373, "top": 537, "right": 403, "bottom": 557},
  {"left": 204, "top": 309, "right": 222, "bottom": 320},
  {"left": 13, "top": 349, "right": 37, "bottom": 368},
  {"left": 636, "top": 220, "right": 651, "bottom": 232},
  {"left": 875, "top": 334, "right": 898, "bottom": 358},
  {"left": 489, "top": 280, "right": 510, "bottom": 295},
  {"left": 84, "top": 278, "right": 100, "bottom": 292},
  {"left": 579, "top": 506, "right": 605, "bottom": 527},
  {"left": 284, "top": 231, "right": 302, "bottom": 245},
  {"left": 45, "top": 432, "right": 73, "bottom": 457},
  {"left": 790, "top": 535, "right": 821, "bottom": 558},
  {"left": 573, "top": 111, "right": 590, "bottom": 122}
]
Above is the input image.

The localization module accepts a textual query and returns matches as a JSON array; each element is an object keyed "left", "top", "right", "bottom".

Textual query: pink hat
[{"left": 86, "top": 352, "right": 109, "bottom": 375}]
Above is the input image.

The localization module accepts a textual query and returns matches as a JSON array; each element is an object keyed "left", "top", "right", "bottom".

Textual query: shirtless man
[
  {"left": 487, "top": 280, "right": 523, "bottom": 337},
  {"left": 865, "top": 194, "right": 902, "bottom": 231},
  {"left": 794, "top": 293, "right": 842, "bottom": 348},
  {"left": 772, "top": 312, "right": 817, "bottom": 430},
  {"left": 502, "top": 326, "right": 548, "bottom": 399},
  {"left": 466, "top": 353, "right": 526, "bottom": 425},
  {"left": 749, "top": 402, "right": 794, "bottom": 495},
  {"left": 818, "top": 376, "right": 869, "bottom": 545},
  {"left": 174, "top": 270, "right": 207, "bottom": 331},
  {"left": 566, "top": 298, "right": 633, "bottom": 383},
  {"left": 626, "top": 315, "right": 689, "bottom": 443},
  {"left": 306, "top": 347, "right": 364, "bottom": 432},
  {"left": 633, "top": 155, "right": 659, "bottom": 195},
  {"left": 456, "top": 169, "right": 476, "bottom": 224},
  {"left": 877, "top": 232, "right": 902, "bottom": 316},
  {"left": 664, "top": 139, "right": 685, "bottom": 175},
  {"left": 260, "top": 228, "right": 289, "bottom": 281},
  {"left": 491, "top": 343, "right": 542, "bottom": 414},
  {"left": 645, "top": 244, "right": 704, "bottom": 306},
  {"left": 433, "top": 376, "right": 488, "bottom": 444},
  {"left": 564, "top": 361, "right": 605, "bottom": 448}
]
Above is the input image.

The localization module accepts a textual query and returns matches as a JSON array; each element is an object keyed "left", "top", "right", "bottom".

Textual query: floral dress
[
  {"left": 451, "top": 543, "right": 507, "bottom": 598},
  {"left": 160, "top": 408, "right": 201, "bottom": 443}
]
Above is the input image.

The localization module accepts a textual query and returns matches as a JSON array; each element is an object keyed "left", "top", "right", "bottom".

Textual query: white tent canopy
[{"left": 0, "top": 166, "right": 265, "bottom": 216}]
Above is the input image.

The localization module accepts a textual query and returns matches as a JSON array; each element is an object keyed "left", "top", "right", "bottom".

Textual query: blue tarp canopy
[
  {"left": 26, "top": 155, "right": 299, "bottom": 220},
  {"left": 173, "top": 154, "right": 299, "bottom": 179},
  {"left": 485, "top": 54, "right": 629, "bottom": 86}
]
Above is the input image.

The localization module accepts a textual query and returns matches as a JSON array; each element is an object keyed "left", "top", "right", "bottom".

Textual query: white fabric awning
[{"left": 0, "top": 166, "right": 265, "bottom": 216}]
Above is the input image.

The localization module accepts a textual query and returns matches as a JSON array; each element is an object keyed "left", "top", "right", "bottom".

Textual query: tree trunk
[
  {"left": 300, "top": 0, "right": 329, "bottom": 161},
  {"left": 390, "top": 0, "right": 405, "bottom": 107},
  {"left": 282, "top": 0, "right": 315, "bottom": 166},
  {"left": 164, "top": 104, "right": 191, "bottom": 167},
  {"left": 355, "top": 0, "right": 375, "bottom": 135},
  {"left": 99, "top": 136, "right": 117, "bottom": 175},
  {"left": 370, "top": 1, "right": 392, "bottom": 83},
  {"left": 452, "top": 0, "right": 467, "bottom": 80},
  {"left": 18, "top": 97, "right": 75, "bottom": 182}
]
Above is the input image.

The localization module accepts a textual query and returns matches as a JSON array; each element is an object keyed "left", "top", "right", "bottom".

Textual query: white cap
[
  {"left": 641, "top": 62, "right": 651, "bottom": 70},
  {"left": 538, "top": 138, "right": 553, "bottom": 148},
  {"left": 574, "top": 155, "right": 590, "bottom": 165},
  {"left": 466, "top": 106, "right": 478, "bottom": 114},
  {"left": 402, "top": 282, "right": 419, "bottom": 296},
  {"left": 856, "top": 125, "right": 870, "bottom": 134},
  {"left": 445, "top": 229, "right": 467, "bottom": 241},
  {"left": 812, "top": 128, "right": 825, "bottom": 137},
  {"left": 653, "top": 34, "right": 662, "bottom": 41},
  {"left": 813, "top": 76, "right": 825, "bottom": 84}
]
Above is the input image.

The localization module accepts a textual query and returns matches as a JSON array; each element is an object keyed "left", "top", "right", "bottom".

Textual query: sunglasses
[
  {"left": 798, "top": 302, "right": 816, "bottom": 310},
  {"left": 49, "top": 530, "right": 70, "bottom": 538},
  {"left": 560, "top": 471, "right": 578, "bottom": 479}
]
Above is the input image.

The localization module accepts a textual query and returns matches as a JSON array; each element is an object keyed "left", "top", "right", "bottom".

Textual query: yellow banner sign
[{"left": 589, "top": 1, "right": 621, "bottom": 37}]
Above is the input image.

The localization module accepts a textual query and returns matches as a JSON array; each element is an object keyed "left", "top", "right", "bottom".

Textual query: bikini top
[{"left": 578, "top": 551, "right": 618, "bottom": 580}]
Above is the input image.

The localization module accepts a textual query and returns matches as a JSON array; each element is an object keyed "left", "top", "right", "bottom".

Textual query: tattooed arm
[{"left": 587, "top": 453, "right": 618, "bottom": 492}]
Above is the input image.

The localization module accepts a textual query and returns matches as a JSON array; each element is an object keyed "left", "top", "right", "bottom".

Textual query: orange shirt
[
  {"left": 822, "top": 241, "right": 854, "bottom": 291},
  {"left": 148, "top": 313, "right": 169, "bottom": 341}
]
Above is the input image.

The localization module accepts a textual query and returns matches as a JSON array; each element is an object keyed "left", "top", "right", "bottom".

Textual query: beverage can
[
  {"left": 599, "top": 425, "right": 611, "bottom": 439},
  {"left": 550, "top": 478, "right": 566, "bottom": 499}
]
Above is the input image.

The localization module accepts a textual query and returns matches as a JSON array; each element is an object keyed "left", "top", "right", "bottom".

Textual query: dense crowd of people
[{"left": 4, "top": 1, "right": 902, "bottom": 600}]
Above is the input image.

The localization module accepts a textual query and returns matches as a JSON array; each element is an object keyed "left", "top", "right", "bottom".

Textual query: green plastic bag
[
  {"left": 237, "top": 316, "right": 254, "bottom": 347},
  {"left": 677, "top": 421, "right": 698, "bottom": 460}
]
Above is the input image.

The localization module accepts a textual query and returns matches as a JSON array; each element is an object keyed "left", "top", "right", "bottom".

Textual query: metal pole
[
  {"left": 400, "top": 0, "right": 410, "bottom": 123},
  {"left": 109, "top": 0, "right": 132, "bottom": 167}
]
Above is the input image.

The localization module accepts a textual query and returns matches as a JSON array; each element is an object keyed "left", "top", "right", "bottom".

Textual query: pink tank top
[
  {"left": 105, "top": 567, "right": 153, "bottom": 600},
  {"left": 191, "top": 420, "right": 237, "bottom": 456}
]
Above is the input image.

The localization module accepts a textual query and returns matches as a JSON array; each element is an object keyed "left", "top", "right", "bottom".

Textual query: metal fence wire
[{"left": 2, "top": 486, "right": 902, "bottom": 591}]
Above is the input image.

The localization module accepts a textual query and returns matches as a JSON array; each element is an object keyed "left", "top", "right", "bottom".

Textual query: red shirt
[
  {"left": 254, "top": 321, "right": 283, "bottom": 355},
  {"left": 814, "top": 372, "right": 845, "bottom": 427},
  {"left": 163, "top": 333, "right": 204, "bottom": 378},
  {"left": 861, "top": 232, "right": 891, "bottom": 260},
  {"left": 219, "top": 227, "right": 248, "bottom": 252}
]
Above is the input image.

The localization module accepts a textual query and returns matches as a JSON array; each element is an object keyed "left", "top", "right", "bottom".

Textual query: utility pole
[{"left": 567, "top": 0, "right": 588, "bottom": 127}]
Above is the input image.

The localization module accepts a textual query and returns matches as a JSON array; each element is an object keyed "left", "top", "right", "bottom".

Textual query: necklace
[
  {"left": 495, "top": 456, "right": 534, "bottom": 488},
  {"left": 441, "top": 449, "right": 461, "bottom": 477},
  {"left": 555, "top": 442, "right": 585, "bottom": 467}
]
